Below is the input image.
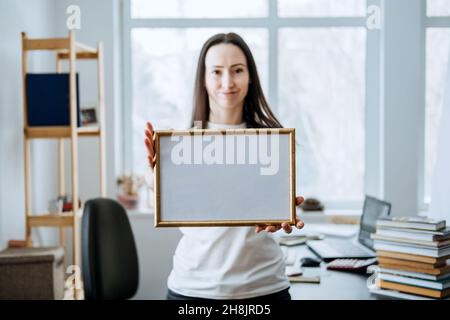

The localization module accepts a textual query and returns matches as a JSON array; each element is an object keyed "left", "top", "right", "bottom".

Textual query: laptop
[{"left": 306, "top": 195, "right": 391, "bottom": 262}]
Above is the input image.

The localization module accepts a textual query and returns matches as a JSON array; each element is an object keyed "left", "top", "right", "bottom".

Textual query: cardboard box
[{"left": 0, "top": 246, "right": 65, "bottom": 299}]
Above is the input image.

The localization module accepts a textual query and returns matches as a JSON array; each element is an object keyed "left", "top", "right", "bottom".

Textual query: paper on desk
[
  {"left": 285, "top": 265, "right": 303, "bottom": 276},
  {"left": 278, "top": 238, "right": 308, "bottom": 246},
  {"left": 288, "top": 276, "right": 321, "bottom": 283},
  {"left": 277, "top": 235, "right": 323, "bottom": 246}
]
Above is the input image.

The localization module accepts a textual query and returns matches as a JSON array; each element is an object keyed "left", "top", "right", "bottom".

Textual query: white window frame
[{"left": 121, "top": 0, "right": 382, "bottom": 210}]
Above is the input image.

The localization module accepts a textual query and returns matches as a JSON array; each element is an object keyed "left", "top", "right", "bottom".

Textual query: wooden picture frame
[{"left": 154, "top": 128, "right": 296, "bottom": 227}]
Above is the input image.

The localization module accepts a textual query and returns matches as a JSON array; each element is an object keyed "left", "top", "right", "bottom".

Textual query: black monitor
[{"left": 358, "top": 195, "right": 391, "bottom": 249}]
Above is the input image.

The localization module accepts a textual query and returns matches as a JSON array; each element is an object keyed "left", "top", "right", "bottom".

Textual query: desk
[
  {"left": 281, "top": 224, "right": 381, "bottom": 300},
  {"left": 130, "top": 215, "right": 387, "bottom": 299},
  {"left": 286, "top": 244, "right": 376, "bottom": 299}
]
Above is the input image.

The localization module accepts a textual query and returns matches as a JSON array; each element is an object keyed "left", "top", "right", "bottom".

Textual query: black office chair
[{"left": 81, "top": 198, "right": 139, "bottom": 300}]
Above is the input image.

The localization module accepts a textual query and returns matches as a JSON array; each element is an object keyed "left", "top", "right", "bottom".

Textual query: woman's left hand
[{"left": 255, "top": 196, "right": 305, "bottom": 234}]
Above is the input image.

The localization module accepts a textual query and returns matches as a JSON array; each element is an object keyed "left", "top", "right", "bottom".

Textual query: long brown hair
[{"left": 191, "top": 33, "right": 282, "bottom": 129}]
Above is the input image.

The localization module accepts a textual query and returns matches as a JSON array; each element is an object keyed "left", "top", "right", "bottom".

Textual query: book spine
[
  {"left": 379, "top": 263, "right": 445, "bottom": 276},
  {"left": 376, "top": 222, "right": 442, "bottom": 231},
  {"left": 379, "top": 273, "right": 445, "bottom": 290},
  {"left": 374, "top": 243, "right": 439, "bottom": 257},
  {"left": 370, "top": 288, "right": 434, "bottom": 300},
  {"left": 378, "top": 267, "right": 443, "bottom": 281},
  {"left": 371, "top": 234, "right": 446, "bottom": 247},
  {"left": 376, "top": 229, "right": 437, "bottom": 241},
  {"left": 378, "top": 257, "right": 447, "bottom": 269},
  {"left": 380, "top": 280, "right": 446, "bottom": 298}
]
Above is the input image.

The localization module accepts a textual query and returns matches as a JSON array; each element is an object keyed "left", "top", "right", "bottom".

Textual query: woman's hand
[
  {"left": 255, "top": 196, "right": 305, "bottom": 234},
  {"left": 144, "top": 122, "right": 156, "bottom": 169}
]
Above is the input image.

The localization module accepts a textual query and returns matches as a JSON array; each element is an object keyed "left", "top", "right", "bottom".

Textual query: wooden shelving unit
[
  {"left": 25, "top": 126, "right": 101, "bottom": 138},
  {"left": 22, "top": 31, "right": 106, "bottom": 299}
]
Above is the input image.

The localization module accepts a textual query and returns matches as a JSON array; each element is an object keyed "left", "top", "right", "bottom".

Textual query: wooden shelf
[
  {"left": 25, "top": 126, "right": 100, "bottom": 139},
  {"left": 56, "top": 45, "right": 98, "bottom": 60},
  {"left": 24, "top": 37, "right": 70, "bottom": 51},
  {"left": 22, "top": 31, "right": 106, "bottom": 299},
  {"left": 28, "top": 212, "right": 81, "bottom": 227},
  {"left": 57, "top": 51, "right": 98, "bottom": 60},
  {"left": 24, "top": 38, "right": 97, "bottom": 54},
  {"left": 75, "top": 42, "right": 97, "bottom": 54}
]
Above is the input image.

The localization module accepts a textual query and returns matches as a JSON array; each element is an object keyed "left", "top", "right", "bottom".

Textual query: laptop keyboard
[{"left": 308, "top": 240, "right": 372, "bottom": 257}]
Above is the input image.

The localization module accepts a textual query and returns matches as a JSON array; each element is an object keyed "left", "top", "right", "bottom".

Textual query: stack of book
[{"left": 370, "top": 217, "right": 450, "bottom": 299}]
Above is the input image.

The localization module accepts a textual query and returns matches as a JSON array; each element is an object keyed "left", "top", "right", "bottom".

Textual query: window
[
  {"left": 278, "top": 0, "right": 366, "bottom": 17},
  {"left": 427, "top": 0, "right": 450, "bottom": 17},
  {"left": 123, "top": 0, "right": 374, "bottom": 209},
  {"left": 130, "top": 0, "right": 268, "bottom": 18},
  {"left": 279, "top": 27, "right": 366, "bottom": 202},
  {"left": 424, "top": 4, "right": 450, "bottom": 205}
]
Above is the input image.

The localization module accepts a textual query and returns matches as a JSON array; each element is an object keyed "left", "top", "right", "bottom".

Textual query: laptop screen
[{"left": 358, "top": 196, "right": 391, "bottom": 249}]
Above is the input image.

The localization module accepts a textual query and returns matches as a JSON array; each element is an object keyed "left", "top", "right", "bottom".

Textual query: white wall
[{"left": 0, "top": 0, "right": 58, "bottom": 250}]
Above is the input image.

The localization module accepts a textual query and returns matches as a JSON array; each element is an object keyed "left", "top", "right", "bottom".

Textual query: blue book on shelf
[{"left": 26, "top": 73, "right": 81, "bottom": 127}]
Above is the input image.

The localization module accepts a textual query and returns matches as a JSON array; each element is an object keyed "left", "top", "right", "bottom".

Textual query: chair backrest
[{"left": 82, "top": 198, "right": 139, "bottom": 300}]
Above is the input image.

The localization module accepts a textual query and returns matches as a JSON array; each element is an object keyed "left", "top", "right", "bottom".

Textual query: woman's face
[{"left": 204, "top": 43, "right": 250, "bottom": 113}]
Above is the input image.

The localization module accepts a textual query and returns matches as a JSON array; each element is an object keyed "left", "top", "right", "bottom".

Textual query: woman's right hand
[{"left": 145, "top": 122, "right": 156, "bottom": 169}]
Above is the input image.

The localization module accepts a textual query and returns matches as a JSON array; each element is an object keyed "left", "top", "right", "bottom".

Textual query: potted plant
[{"left": 116, "top": 174, "right": 146, "bottom": 210}]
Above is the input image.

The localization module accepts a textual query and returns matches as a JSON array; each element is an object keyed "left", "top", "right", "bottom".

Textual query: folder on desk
[{"left": 26, "top": 73, "right": 81, "bottom": 127}]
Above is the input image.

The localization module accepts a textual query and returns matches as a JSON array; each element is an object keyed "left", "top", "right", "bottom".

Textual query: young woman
[{"left": 145, "top": 33, "right": 305, "bottom": 300}]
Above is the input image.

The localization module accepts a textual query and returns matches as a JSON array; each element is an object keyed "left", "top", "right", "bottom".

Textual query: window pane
[
  {"left": 427, "top": 0, "right": 450, "bottom": 16},
  {"left": 131, "top": 28, "right": 268, "bottom": 174},
  {"left": 131, "top": 0, "right": 268, "bottom": 18},
  {"left": 278, "top": 0, "right": 366, "bottom": 17},
  {"left": 279, "top": 28, "right": 366, "bottom": 202},
  {"left": 425, "top": 28, "right": 450, "bottom": 202}
]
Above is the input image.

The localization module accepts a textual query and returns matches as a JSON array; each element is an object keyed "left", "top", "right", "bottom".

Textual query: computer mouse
[{"left": 300, "top": 256, "right": 321, "bottom": 267}]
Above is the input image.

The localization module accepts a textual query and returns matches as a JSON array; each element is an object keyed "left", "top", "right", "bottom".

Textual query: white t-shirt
[{"left": 167, "top": 121, "right": 289, "bottom": 299}]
